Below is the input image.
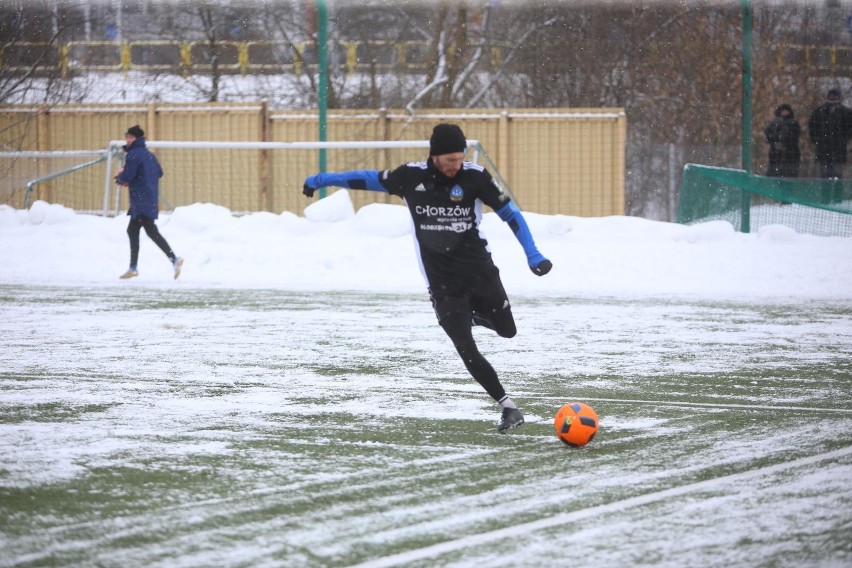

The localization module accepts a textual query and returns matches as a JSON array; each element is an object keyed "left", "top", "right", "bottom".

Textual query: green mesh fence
[{"left": 677, "top": 164, "right": 852, "bottom": 237}]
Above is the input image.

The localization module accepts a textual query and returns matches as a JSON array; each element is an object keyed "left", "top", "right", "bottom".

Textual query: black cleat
[
  {"left": 498, "top": 407, "right": 524, "bottom": 433},
  {"left": 472, "top": 312, "right": 495, "bottom": 330}
]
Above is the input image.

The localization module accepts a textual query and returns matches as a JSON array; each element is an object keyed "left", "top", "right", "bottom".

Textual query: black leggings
[
  {"left": 127, "top": 216, "right": 175, "bottom": 267},
  {"left": 438, "top": 306, "right": 516, "bottom": 402}
]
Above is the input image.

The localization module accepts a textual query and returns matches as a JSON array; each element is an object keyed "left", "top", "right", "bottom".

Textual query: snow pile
[{"left": 1, "top": 191, "right": 851, "bottom": 301}]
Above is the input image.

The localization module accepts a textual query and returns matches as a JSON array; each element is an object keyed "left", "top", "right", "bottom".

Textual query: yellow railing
[
  {"left": 5, "top": 39, "right": 849, "bottom": 79},
  {"left": 777, "top": 43, "right": 852, "bottom": 70},
  {"left": 0, "top": 39, "right": 503, "bottom": 78}
]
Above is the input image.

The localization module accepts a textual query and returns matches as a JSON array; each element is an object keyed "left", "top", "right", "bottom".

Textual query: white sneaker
[
  {"left": 173, "top": 257, "right": 184, "bottom": 280},
  {"left": 119, "top": 268, "right": 138, "bottom": 279}
]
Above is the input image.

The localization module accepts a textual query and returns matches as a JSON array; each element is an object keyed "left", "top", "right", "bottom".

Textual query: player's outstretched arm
[
  {"left": 496, "top": 201, "right": 553, "bottom": 276},
  {"left": 303, "top": 170, "right": 386, "bottom": 197}
]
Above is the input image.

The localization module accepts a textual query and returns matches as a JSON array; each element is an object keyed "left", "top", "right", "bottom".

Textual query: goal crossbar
[
  {"left": 107, "top": 140, "right": 475, "bottom": 151},
  {"left": 101, "top": 138, "right": 521, "bottom": 218}
]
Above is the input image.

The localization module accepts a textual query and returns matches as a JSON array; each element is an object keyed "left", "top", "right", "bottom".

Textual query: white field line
[
  {"left": 525, "top": 395, "right": 852, "bottom": 415},
  {"left": 41, "top": 447, "right": 500, "bottom": 536},
  {"left": 348, "top": 445, "right": 852, "bottom": 568}
]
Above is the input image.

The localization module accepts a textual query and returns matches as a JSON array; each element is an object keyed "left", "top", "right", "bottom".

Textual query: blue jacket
[{"left": 116, "top": 136, "right": 163, "bottom": 219}]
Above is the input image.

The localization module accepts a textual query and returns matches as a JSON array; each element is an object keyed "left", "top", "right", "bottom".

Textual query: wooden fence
[{"left": 0, "top": 104, "right": 626, "bottom": 217}]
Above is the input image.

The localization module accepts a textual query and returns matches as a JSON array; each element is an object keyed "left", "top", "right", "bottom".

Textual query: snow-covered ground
[
  {"left": 1, "top": 191, "right": 851, "bottom": 301},
  {"left": 2, "top": 192, "right": 852, "bottom": 567}
]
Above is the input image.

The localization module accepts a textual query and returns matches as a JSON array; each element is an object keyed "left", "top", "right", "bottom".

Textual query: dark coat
[
  {"left": 116, "top": 136, "right": 163, "bottom": 219},
  {"left": 807, "top": 101, "right": 852, "bottom": 164},
  {"left": 764, "top": 104, "right": 801, "bottom": 177}
]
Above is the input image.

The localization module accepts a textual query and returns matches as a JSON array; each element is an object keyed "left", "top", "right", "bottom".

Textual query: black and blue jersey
[
  {"left": 378, "top": 159, "right": 509, "bottom": 291},
  {"left": 304, "top": 157, "right": 549, "bottom": 293}
]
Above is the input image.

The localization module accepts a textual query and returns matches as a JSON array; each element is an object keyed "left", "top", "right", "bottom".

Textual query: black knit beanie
[
  {"left": 429, "top": 123, "right": 466, "bottom": 156},
  {"left": 125, "top": 125, "right": 145, "bottom": 138}
]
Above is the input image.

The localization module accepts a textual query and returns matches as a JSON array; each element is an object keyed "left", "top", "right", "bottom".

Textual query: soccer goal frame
[
  {"left": 102, "top": 138, "right": 517, "bottom": 217},
  {"left": 0, "top": 150, "right": 110, "bottom": 210}
]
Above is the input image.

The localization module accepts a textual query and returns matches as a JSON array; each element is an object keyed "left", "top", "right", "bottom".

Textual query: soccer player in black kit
[{"left": 303, "top": 124, "right": 552, "bottom": 432}]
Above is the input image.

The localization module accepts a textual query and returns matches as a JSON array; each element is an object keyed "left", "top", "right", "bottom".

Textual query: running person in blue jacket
[
  {"left": 303, "top": 123, "right": 552, "bottom": 432},
  {"left": 115, "top": 125, "right": 183, "bottom": 280}
]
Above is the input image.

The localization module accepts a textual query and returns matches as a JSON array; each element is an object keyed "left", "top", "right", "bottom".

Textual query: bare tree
[
  {"left": 197, "top": 4, "right": 224, "bottom": 102},
  {"left": 415, "top": 2, "right": 494, "bottom": 109},
  {"left": 264, "top": 1, "right": 340, "bottom": 108},
  {"left": 752, "top": 3, "right": 827, "bottom": 177},
  {"left": 0, "top": 1, "right": 99, "bottom": 157},
  {"left": 3, "top": 0, "right": 849, "bottom": 220},
  {"left": 0, "top": 2, "right": 90, "bottom": 107},
  {"left": 145, "top": 1, "right": 255, "bottom": 103}
]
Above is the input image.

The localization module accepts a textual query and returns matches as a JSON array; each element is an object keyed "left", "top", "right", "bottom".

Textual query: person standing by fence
[
  {"left": 115, "top": 125, "right": 183, "bottom": 280},
  {"left": 807, "top": 88, "right": 852, "bottom": 180},
  {"left": 764, "top": 103, "right": 801, "bottom": 178}
]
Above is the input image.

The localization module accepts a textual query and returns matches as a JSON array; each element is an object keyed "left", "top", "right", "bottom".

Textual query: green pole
[
  {"left": 317, "top": 0, "right": 328, "bottom": 199},
  {"left": 742, "top": 0, "right": 753, "bottom": 172},
  {"left": 740, "top": 0, "right": 752, "bottom": 232}
]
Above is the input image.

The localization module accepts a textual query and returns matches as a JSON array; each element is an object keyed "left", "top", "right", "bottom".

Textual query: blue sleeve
[
  {"left": 116, "top": 152, "right": 139, "bottom": 185},
  {"left": 305, "top": 170, "right": 387, "bottom": 192},
  {"left": 496, "top": 201, "right": 548, "bottom": 266},
  {"left": 153, "top": 154, "right": 163, "bottom": 179}
]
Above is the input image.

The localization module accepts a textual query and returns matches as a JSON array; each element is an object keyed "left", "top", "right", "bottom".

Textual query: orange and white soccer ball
[{"left": 554, "top": 402, "right": 599, "bottom": 447}]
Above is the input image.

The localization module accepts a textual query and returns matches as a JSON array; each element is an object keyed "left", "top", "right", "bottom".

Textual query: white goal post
[
  {"left": 103, "top": 138, "right": 518, "bottom": 217},
  {"left": 0, "top": 150, "right": 109, "bottom": 210}
]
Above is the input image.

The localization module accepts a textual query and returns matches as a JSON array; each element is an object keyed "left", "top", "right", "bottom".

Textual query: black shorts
[{"left": 428, "top": 264, "right": 511, "bottom": 323}]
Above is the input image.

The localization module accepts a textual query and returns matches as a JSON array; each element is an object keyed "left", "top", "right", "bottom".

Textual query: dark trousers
[
  {"left": 433, "top": 291, "right": 517, "bottom": 403},
  {"left": 127, "top": 216, "right": 175, "bottom": 268},
  {"left": 766, "top": 161, "right": 799, "bottom": 178},
  {"left": 818, "top": 161, "right": 844, "bottom": 179}
]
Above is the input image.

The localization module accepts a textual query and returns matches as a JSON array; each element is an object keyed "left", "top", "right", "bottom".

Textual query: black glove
[
  {"left": 530, "top": 259, "right": 552, "bottom": 276},
  {"left": 303, "top": 174, "right": 324, "bottom": 197}
]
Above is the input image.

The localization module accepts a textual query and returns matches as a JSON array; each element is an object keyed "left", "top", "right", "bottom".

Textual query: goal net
[
  {"left": 2, "top": 140, "right": 516, "bottom": 217},
  {"left": 0, "top": 150, "right": 110, "bottom": 211},
  {"left": 677, "top": 164, "right": 852, "bottom": 237},
  {"left": 100, "top": 138, "right": 515, "bottom": 217}
]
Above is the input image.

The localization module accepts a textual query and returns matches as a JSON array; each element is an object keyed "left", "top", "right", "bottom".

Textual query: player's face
[{"left": 432, "top": 152, "right": 465, "bottom": 179}]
